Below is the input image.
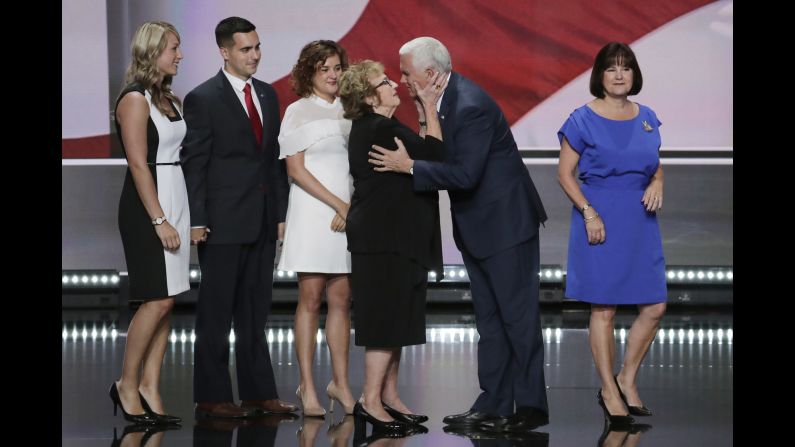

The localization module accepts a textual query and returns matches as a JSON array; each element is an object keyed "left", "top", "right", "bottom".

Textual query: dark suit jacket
[
  {"left": 181, "top": 70, "right": 288, "bottom": 244},
  {"left": 413, "top": 72, "right": 547, "bottom": 259}
]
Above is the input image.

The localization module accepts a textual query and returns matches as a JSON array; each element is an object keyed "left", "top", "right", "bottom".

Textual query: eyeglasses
[{"left": 373, "top": 77, "right": 392, "bottom": 89}]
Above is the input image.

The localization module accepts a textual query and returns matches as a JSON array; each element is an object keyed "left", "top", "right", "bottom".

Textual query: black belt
[{"left": 147, "top": 161, "right": 181, "bottom": 166}]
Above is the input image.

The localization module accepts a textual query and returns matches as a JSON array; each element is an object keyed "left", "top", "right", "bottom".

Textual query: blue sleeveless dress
[{"left": 557, "top": 103, "right": 667, "bottom": 305}]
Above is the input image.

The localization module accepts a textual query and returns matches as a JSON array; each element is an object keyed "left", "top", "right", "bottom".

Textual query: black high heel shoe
[
  {"left": 613, "top": 375, "right": 653, "bottom": 416},
  {"left": 109, "top": 383, "right": 158, "bottom": 424},
  {"left": 139, "top": 392, "right": 183, "bottom": 424},
  {"left": 353, "top": 402, "right": 407, "bottom": 432},
  {"left": 596, "top": 390, "right": 634, "bottom": 428},
  {"left": 382, "top": 401, "right": 429, "bottom": 425}
]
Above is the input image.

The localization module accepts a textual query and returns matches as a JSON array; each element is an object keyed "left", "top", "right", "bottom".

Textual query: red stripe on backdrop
[
  {"left": 62, "top": 135, "right": 111, "bottom": 158},
  {"left": 272, "top": 0, "right": 713, "bottom": 130}
]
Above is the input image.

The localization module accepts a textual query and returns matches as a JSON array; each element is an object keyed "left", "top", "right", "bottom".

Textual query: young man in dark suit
[
  {"left": 181, "top": 16, "right": 296, "bottom": 419},
  {"left": 370, "top": 36, "right": 549, "bottom": 432}
]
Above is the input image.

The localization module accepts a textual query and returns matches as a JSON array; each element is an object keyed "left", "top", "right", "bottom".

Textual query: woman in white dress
[{"left": 278, "top": 40, "right": 355, "bottom": 417}]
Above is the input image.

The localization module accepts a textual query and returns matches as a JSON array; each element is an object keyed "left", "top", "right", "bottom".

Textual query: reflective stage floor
[{"left": 62, "top": 305, "right": 732, "bottom": 446}]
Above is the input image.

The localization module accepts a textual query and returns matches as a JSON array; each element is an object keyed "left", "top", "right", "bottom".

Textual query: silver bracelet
[{"left": 583, "top": 212, "right": 599, "bottom": 223}]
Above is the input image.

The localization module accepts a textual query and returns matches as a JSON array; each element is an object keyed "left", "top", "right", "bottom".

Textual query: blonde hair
[
  {"left": 338, "top": 60, "right": 385, "bottom": 120},
  {"left": 123, "top": 21, "right": 182, "bottom": 115}
]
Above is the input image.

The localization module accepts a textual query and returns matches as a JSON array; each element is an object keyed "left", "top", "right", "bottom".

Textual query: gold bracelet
[{"left": 584, "top": 212, "right": 599, "bottom": 223}]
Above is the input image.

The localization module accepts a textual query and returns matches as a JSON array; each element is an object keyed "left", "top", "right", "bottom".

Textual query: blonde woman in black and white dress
[{"left": 110, "top": 20, "right": 188, "bottom": 426}]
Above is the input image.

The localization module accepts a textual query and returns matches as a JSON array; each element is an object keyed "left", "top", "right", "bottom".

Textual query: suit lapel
[
  {"left": 215, "top": 71, "right": 249, "bottom": 123},
  {"left": 439, "top": 72, "right": 458, "bottom": 144}
]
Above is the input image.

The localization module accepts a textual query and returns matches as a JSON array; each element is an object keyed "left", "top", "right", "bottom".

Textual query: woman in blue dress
[{"left": 557, "top": 42, "right": 667, "bottom": 427}]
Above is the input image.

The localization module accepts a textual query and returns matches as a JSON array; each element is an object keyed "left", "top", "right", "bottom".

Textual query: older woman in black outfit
[{"left": 338, "top": 60, "right": 447, "bottom": 432}]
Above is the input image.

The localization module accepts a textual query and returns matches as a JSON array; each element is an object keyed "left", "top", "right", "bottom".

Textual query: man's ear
[
  {"left": 219, "top": 46, "right": 229, "bottom": 62},
  {"left": 425, "top": 68, "right": 437, "bottom": 79}
]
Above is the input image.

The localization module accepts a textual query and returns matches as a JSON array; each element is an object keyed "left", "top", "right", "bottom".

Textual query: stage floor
[{"left": 62, "top": 305, "right": 732, "bottom": 446}]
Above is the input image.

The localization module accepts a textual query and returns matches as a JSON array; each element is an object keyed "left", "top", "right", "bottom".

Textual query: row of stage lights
[
  {"left": 63, "top": 266, "right": 733, "bottom": 290},
  {"left": 62, "top": 325, "right": 732, "bottom": 346}
]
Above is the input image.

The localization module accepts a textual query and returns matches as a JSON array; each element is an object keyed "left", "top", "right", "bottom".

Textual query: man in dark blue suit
[
  {"left": 181, "top": 16, "right": 296, "bottom": 419},
  {"left": 370, "top": 36, "right": 549, "bottom": 432}
]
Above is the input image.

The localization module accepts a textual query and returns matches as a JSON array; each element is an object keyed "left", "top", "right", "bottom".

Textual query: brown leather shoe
[
  {"left": 195, "top": 401, "right": 255, "bottom": 419},
  {"left": 240, "top": 399, "right": 298, "bottom": 414}
]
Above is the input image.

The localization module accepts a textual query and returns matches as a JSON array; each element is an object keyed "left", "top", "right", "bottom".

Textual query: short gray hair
[{"left": 399, "top": 37, "right": 452, "bottom": 73}]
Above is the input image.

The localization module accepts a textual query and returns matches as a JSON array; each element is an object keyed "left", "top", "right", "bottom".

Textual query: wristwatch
[{"left": 152, "top": 216, "right": 167, "bottom": 225}]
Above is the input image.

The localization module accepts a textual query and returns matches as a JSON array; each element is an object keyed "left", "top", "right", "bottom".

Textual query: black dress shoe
[
  {"left": 382, "top": 401, "right": 429, "bottom": 424},
  {"left": 353, "top": 402, "right": 407, "bottom": 431},
  {"left": 443, "top": 409, "right": 499, "bottom": 426},
  {"left": 613, "top": 375, "right": 653, "bottom": 416},
  {"left": 139, "top": 392, "right": 182, "bottom": 424},
  {"left": 480, "top": 407, "right": 549, "bottom": 433}
]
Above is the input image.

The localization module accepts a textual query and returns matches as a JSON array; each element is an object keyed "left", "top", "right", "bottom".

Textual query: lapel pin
[{"left": 642, "top": 120, "right": 653, "bottom": 132}]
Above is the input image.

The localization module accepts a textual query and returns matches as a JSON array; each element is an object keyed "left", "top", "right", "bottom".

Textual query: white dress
[{"left": 277, "top": 95, "right": 353, "bottom": 273}]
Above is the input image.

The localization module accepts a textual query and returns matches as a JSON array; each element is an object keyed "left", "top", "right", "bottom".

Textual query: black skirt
[{"left": 352, "top": 252, "right": 428, "bottom": 347}]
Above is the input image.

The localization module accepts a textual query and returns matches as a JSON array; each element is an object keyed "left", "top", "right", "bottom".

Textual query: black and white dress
[{"left": 116, "top": 83, "right": 190, "bottom": 300}]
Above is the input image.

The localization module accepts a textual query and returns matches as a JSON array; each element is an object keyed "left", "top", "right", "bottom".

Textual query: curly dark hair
[
  {"left": 290, "top": 40, "right": 349, "bottom": 98},
  {"left": 338, "top": 60, "right": 385, "bottom": 120}
]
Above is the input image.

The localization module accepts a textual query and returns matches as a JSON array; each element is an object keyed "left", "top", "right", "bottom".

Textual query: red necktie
[{"left": 243, "top": 83, "right": 263, "bottom": 147}]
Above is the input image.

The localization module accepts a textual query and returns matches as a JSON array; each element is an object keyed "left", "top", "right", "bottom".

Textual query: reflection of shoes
[
  {"left": 295, "top": 386, "right": 326, "bottom": 417},
  {"left": 194, "top": 417, "right": 250, "bottom": 432},
  {"left": 480, "top": 407, "right": 549, "bottom": 432},
  {"left": 241, "top": 398, "right": 299, "bottom": 415},
  {"left": 628, "top": 423, "right": 653, "bottom": 434},
  {"left": 327, "top": 414, "right": 355, "bottom": 443},
  {"left": 327, "top": 381, "right": 356, "bottom": 414},
  {"left": 109, "top": 382, "right": 157, "bottom": 425},
  {"left": 296, "top": 415, "right": 325, "bottom": 444},
  {"left": 445, "top": 425, "right": 549, "bottom": 445},
  {"left": 597, "top": 390, "right": 634, "bottom": 428},
  {"left": 442, "top": 408, "right": 499, "bottom": 426},
  {"left": 597, "top": 420, "right": 630, "bottom": 447},
  {"left": 382, "top": 401, "right": 429, "bottom": 425},
  {"left": 139, "top": 392, "right": 182, "bottom": 425},
  {"left": 354, "top": 424, "right": 428, "bottom": 446},
  {"left": 140, "top": 424, "right": 181, "bottom": 446},
  {"left": 614, "top": 375, "right": 653, "bottom": 416},
  {"left": 111, "top": 425, "right": 149, "bottom": 447},
  {"left": 253, "top": 413, "right": 298, "bottom": 427},
  {"left": 443, "top": 425, "right": 498, "bottom": 439},
  {"left": 195, "top": 401, "right": 255, "bottom": 419}
]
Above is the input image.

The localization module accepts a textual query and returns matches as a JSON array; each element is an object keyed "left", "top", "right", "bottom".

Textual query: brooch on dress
[{"left": 642, "top": 120, "right": 653, "bottom": 132}]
